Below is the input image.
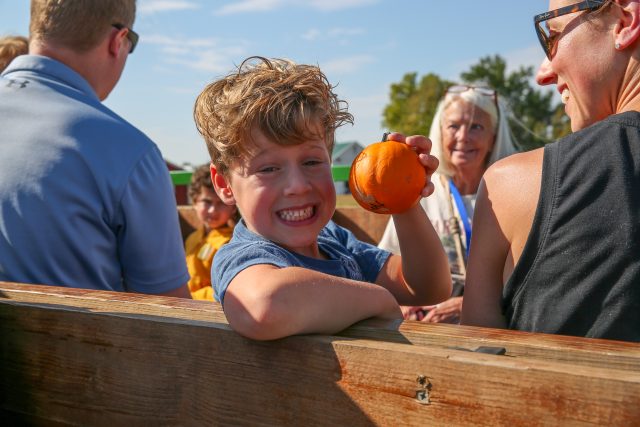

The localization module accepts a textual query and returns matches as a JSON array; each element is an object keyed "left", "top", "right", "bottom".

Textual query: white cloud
[
  {"left": 214, "top": 0, "right": 284, "bottom": 15},
  {"left": 504, "top": 44, "right": 557, "bottom": 100},
  {"left": 307, "top": 0, "right": 378, "bottom": 12},
  {"left": 336, "top": 92, "right": 388, "bottom": 145},
  {"left": 139, "top": 0, "right": 199, "bottom": 15},
  {"left": 214, "top": 0, "right": 377, "bottom": 15},
  {"left": 320, "top": 54, "right": 375, "bottom": 75},
  {"left": 328, "top": 28, "right": 365, "bottom": 37},
  {"left": 303, "top": 27, "right": 365, "bottom": 41},
  {"left": 302, "top": 29, "right": 321, "bottom": 41},
  {"left": 503, "top": 44, "right": 546, "bottom": 75},
  {"left": 143, "top": 34, "right": 247, "bottom": 73}
]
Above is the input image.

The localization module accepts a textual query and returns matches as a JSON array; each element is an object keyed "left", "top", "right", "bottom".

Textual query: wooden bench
[{"left": 2, "top": 282, "right": 639, "bottom": 425}]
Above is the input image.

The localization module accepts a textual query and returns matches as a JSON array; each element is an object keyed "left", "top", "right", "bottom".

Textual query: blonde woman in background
[{"left": 379, "top": 85, "right": 519, "bottom": 323}]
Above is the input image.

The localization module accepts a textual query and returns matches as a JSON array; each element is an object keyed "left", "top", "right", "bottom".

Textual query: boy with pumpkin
[{"left": 194, "top": 56, "right": 451, "bottom": 340}]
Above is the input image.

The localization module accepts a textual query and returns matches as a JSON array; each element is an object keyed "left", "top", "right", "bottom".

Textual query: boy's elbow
[{"left": 223, "top": 292, "right": 291, "bottom": 341}]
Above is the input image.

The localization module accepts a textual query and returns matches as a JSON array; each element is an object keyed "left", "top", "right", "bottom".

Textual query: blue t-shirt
[
  {"left": 212, "top": 220, "right": 391, "bottom": 305},
  {"left": 0, "top": 55, "right": 189, "bottom": 293}
]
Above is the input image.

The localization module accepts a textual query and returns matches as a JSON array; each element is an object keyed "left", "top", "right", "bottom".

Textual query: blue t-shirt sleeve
[
  {"left": 117, "top": 147, "right": 190, "bottom": 293},
  {"left": 212, "top": 238, "right": 294, "bottom": 306},
  {"left": 325, "top": 221, "right": 391, "bottom": 283}
]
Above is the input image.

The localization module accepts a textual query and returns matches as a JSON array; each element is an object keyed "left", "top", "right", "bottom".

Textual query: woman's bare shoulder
[
  {"left": 481, "top": 148, "right": 544, "bottom": 241},
  {"left": 485, "top": 148, "right": 544, "bottom": 189}
]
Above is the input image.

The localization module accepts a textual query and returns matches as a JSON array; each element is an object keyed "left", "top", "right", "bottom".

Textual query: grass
[{"left": 336, "top": 193, "right": 360, "bottom": 208}]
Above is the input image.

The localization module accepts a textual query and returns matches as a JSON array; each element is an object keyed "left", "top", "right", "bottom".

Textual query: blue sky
[{"left": 1, "top": 0, "right": 549, "bottom": 167}]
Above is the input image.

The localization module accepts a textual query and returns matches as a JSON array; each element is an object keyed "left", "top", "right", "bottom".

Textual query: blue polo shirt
[{"left": 0, "top": 55, "right": 189, "bottom": 293}]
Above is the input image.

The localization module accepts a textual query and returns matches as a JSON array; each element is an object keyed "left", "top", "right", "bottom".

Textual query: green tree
[
  {"left": 382, "top": 73, "right": 453, "bottom": 137},
  {"left": 382, "top": 55, "right": 571, "bottom": 152}
]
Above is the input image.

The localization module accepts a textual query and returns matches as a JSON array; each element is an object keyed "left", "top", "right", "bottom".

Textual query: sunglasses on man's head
[
  {"left": 112, "top": 23, "right": 139, "bottom": 54},
  {"left": 533, "top": 0, "right": 608, "bottom": 60}
]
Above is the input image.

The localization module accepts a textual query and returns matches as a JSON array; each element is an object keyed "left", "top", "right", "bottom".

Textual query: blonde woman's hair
[
  {"left": 429, "top": 87, "right": 519, "bottom": 177},
  {"left": 30, "top": 0, "right": 136, "bottom": 52},
  {"left": 0, "top": 35, "right": 28, "bottom": 72},
  {"left": 194, "top": 56, "right": 354, "bottom": 176}
]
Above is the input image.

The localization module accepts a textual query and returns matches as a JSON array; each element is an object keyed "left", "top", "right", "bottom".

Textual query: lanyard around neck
[{"left": 449, "top": 178, "right": 471, "bottom": 258}]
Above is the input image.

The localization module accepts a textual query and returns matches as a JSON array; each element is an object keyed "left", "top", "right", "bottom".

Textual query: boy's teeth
[
  {"left": 561, "top": 88, "right": 570, "bottom": 104},
  {"left": 279, "top": 206, "right": 313, "bottom": 221}
]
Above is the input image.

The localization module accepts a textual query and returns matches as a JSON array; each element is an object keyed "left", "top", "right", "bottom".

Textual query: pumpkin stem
[{"left": 382, "top": 132, "right": 389, "bottom": 142}]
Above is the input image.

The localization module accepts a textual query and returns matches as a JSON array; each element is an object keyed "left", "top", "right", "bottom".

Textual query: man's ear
[
  {"left": 210, "top": 163, "right": 236, "bottom": 205},
  {"left": 108, "top": 27, "right": 128, "bottom": 57},
  {"left": 614, "top": 0, "right": 640, "bottom": 50}
]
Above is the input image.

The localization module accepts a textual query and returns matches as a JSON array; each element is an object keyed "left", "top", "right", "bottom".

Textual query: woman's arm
[{"left": 461, "top": 149, "right": 542, "bottom": 328}]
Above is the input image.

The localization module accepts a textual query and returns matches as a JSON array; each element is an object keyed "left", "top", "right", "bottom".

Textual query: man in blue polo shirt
[{"left": 0, "top": 0, "right": 190, "bottom": 297}]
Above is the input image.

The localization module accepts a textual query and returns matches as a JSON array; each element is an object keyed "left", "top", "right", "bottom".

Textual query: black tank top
[{"left": 503, "top": 111, "right": 640, "bottom": 342}]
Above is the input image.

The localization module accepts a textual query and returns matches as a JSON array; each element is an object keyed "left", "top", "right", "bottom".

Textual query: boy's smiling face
[{"left": 217, "top": 126, "right": 336, "bottom": 258}]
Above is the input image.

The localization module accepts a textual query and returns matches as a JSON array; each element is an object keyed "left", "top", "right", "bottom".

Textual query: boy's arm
[
  {"left": 376, "top": 203, "right": 451, "bottom": 306},
  {"left": 223, "top": 264, "right": 402, "bottom": 340},
  {"left": 374, "top": 132, "right": 451, "bottom": 306}
]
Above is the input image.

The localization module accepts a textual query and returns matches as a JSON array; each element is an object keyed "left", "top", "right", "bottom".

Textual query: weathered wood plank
[
  {"left": 1, "top": 282, "right": 639, "bottom": 426},
  {"left": 3, "top": 282, "right": 638, "bottom": 371},
  {"left": 340, "top": 318, "right": 640, "bottom": 372}
]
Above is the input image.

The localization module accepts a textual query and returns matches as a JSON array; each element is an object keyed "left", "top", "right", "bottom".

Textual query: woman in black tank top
[{"left": 461, "top": 0, "right": 640, "bottom": 342}]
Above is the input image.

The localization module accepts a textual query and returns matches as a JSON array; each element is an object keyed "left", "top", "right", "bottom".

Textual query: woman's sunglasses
[{"left": 533, "top": 0, "right": 608, "bottom": 60}]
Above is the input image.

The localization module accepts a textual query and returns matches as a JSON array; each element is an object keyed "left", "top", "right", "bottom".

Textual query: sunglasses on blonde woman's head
[
  {"left": 446, "top": 85, "right": 499, "bottom": 117},
  {"left": 533, "top": 0, "right": 608, "bottom": 60},
  {"left": 112, "top": 23, "right": 139, "bottom": 53},
  {"left": 446, "top": 85, "right": 497, "bottom": 99}
]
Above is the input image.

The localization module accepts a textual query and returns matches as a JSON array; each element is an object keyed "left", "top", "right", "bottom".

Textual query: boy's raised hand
[{"left": 384, "top": 132, "right": 439, "bottom": 198}]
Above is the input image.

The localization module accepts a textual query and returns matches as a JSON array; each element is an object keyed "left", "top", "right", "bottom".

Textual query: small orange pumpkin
[{"left": 349, "top": 140, "right": 426, "bottom": 214}]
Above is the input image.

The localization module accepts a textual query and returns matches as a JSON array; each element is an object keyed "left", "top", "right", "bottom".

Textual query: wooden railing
[{"left": 1, "top": 282, "right": 639, "bottom": 426}]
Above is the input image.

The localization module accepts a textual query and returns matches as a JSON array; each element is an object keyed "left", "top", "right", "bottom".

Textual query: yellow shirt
[{"left": 184, "top": 226, "right": 234, "bottom": 301}]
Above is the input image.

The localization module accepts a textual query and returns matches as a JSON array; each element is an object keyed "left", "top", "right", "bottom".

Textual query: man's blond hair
[
  {"left": 30, "top": 0, "right": 136, "bottom": 52},
  {"left": 194, "top": 56, "right": 353, "bottom": 176},
  {"left": 0, "top": 35, "right": 28, "bottom": 72}
]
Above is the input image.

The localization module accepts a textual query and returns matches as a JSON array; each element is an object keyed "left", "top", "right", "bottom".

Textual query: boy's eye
[
  {"left": 258, "top": 166, "right": 278, "bottom": 173},
  {"left": 304, "top": 159, "right": 324, "bottom": 166}
]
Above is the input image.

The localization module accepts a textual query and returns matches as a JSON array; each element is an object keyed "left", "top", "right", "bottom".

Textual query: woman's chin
[{"left": 451, "top": 157, "right": 483, "bottom": 172}]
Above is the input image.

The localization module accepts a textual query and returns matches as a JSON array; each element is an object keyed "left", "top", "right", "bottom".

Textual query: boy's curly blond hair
[{"left": 193, "top": 56, "right": 353, "bottom": 176}]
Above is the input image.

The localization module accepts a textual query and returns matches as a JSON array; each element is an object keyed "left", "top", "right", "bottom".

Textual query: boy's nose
[{"left": 284, "top": 167, "right": 312, "bottom": 195}]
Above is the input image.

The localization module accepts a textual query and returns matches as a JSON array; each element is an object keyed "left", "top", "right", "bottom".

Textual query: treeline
[{"left": 382, "top": 55, "right": 571, "bottom": 152}]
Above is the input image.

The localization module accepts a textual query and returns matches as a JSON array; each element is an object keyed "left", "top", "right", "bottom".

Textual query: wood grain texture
[{"left": 1, "top": 282, "right": 639, "bottom": 426}]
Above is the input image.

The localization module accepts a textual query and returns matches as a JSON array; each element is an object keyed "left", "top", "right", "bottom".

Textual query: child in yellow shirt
[{"left": 185, "top": 164, "right": 238, "bottom": 300}]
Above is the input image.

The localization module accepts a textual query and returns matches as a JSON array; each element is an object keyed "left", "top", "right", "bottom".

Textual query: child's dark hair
[
  {"left": 189, "top": 163, "right": 241, "bottom": 225},
  {"left": 188, "top": 164, "right": 214, "bottom": 203}
]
